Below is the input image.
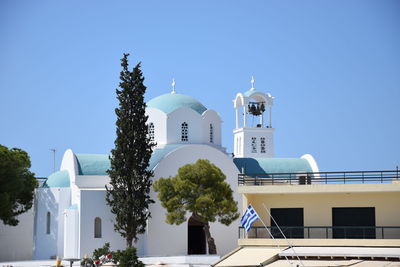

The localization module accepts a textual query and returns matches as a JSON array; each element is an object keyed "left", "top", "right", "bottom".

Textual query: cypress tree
[{"left": 106, "top": 53, "right": 155, "bottom": 248}]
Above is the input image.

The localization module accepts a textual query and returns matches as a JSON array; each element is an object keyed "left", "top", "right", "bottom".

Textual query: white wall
[
  {"left": 147, "top": 108, "right": 168, "bottom": 146},
  {"left": 234, "top": 127, "right": 275, "bottom": 158},
  {"left": 79, "top": 190, "right": 126, "bottom": 258},
  {"left": 202, "top": 109, "right": 222, "bottom": 146},
  {"left": 0, "top": 209, "right": 34, "bottom": 261},
  {"left": 33, "top": 188, "right": 70, "bottom": 260},
  {"left": 64, "top": 207, "right": 79, "bottom": 258},
  {"left": 146, "top": 144, "right": 241, "bottom": 256},
  {"left": 167, "top": 108, "right": 203, "bottom": 144}
]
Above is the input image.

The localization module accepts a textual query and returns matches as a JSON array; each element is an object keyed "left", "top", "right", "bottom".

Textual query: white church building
[{"left": 31, "top": 80, "right": 319, "bottom": 260}]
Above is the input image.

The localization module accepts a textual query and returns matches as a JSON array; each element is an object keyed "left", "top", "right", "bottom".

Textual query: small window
[
  {"left": 260, "top": 137, "right": 266, "bottom": 153},
  {"left": 148, "top": 122, "right": 155, "bottom": 142},
  {"left": 46, "top": 212, "right": 51, "bottom": 234},
  {"left": 94, "top": 217, "right": 102, "bottom": 238},
  {"left": 251, "top": 137, "right": 257, "bottom": 153},
  {"left": 181, "top": 122, "right": 188, "bottom": 142},
  {"left": 209, "top": 124, "right": 214, "bottom": 143}
]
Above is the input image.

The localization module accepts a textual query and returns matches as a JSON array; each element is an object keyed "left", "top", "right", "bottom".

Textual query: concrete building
[{"left": 214, "top": 167, "right": 400, "bottom": 266}]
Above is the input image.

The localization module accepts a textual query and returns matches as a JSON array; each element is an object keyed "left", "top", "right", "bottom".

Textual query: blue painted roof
[
  {"left": 74, "top": 145, "right": 188, "bottom": 176},
  {"left": 233, "top": 158, "right": 312, "bottom": 176},
  {"left": 42, "top": 170, "right": 70, "bottom": 188},
  {"left": 147, "top": 93, "right": 207, "bottom": 114},
  {"left": 75, "top": 154, "right": 110, "bottom": 175}
]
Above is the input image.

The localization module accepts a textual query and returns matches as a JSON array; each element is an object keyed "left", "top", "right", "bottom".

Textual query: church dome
[
  {"left": 42, "top": 170, "right": 70, "bottom": 188},
  {"left": 147, "top": 93, "right": 207, "bottom": 115}
]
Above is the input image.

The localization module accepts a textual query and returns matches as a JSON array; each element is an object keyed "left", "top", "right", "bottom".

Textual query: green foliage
[
  {"left": 106, "top": 53, "right": 155, "bottom": 248},
  {"left": 92, "top": 242, "right": 111, "bottom": 260},
  {"left": 80, "top": 257, "right": 94, "bottom": 267},
  {"left": 81, "top": 243, "right": 144, "bottom": 267},
  {"left": 114, "top": 247, "right": 144, "bottom": 267},
  {"left": 153, "top": 159, "right": 239, "bottom": 226},
  {"left": 153, "top": 159, "right": 239, "bottom": 254},
  {"left": 0, "top": 144, "right": 37, "bottom": 226}
]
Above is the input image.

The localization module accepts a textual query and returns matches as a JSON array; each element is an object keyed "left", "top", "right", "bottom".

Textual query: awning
[{"left": 214, "top": 246, "right": 286, "bottom": 267}]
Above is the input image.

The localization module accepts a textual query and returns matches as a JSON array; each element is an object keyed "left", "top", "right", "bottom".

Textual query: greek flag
[{"left": 240, "top": 205, "right": 259, "bottom": 232}]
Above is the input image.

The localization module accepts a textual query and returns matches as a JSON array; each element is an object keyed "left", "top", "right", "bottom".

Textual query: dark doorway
[
  {"left": 188, "top": 216, "right": 206, "bottom": 255},
  {"left": 271, "top": 208, "right": 304, "bottom": 238},
  {"left": 332, "top": 207, "right": 376, "bottom": 239}
]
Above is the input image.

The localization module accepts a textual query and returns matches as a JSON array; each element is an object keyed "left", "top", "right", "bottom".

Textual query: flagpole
[
  {"left": 262, "top": 203, "right": 305, "bottom": 267},
  {"left": 255, "top": 214, "right": 295, "bottom": 266}
]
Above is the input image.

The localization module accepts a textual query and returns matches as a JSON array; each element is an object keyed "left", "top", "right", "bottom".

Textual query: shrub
[
  {"left": 81, "top": 243, "right": 144, "bottom": 267},
  {"left": 114, "top": 247, "right": 144, "bottom": 267}
]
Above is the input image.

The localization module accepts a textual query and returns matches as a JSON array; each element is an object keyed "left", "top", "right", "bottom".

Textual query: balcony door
[
  {"left": 271, "top": 208, "right": 304, "bottom": 238},
  {"left": 332, "top": 207, "right": 376, "bottom": 238}
]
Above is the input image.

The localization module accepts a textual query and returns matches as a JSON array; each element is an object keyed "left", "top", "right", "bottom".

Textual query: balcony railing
[
  {"left": 239, "top": 226, "right": 400, "bottom": 239},
  {"left": 238, "top": 170, "right": 400, "bottom": 186}
]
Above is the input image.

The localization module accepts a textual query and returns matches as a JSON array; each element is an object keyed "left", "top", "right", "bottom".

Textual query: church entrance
[{"left": 188, "top": 216, "right": 206, "bottom": 255}]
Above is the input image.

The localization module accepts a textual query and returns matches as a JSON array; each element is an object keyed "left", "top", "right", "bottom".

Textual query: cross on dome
[
  {"left": 171, "top": 78, "right": 176, "bottom": 94},
  {"left": 250, "top": 76, "right": 255, "bottom": 91}
]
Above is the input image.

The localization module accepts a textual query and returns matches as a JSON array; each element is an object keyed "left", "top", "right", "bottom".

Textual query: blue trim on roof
[
  {"left": 147, "top": 93, "right": 207, "bottom": 114},
  {"left": 233, "top": 158, "right": 312, "bottom": 176},
  {"left": 74, "top": 145, "right": 189, "bottom": 176},
  {"left": 149, "top": 144, "right": 183, "bottom": 170},
  {"left": 42, "top": 170, "right": 70, "bottom": 188},
  {"left": 75, "top": 154, "right": 110, "bottom": 175}
]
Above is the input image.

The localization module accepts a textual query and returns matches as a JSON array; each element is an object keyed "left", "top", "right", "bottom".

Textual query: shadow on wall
[{"left": 33, "top": 188, "right": 59, "bottom": 259}]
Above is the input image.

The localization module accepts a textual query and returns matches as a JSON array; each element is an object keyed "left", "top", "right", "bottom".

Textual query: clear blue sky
[{"left": 1, "top": 0, "right": 399, "bottom": 177}]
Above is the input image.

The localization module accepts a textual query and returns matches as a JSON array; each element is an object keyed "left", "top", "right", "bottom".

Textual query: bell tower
[{"left": 233, "top": 77, "right": 275, "bottom": 158}]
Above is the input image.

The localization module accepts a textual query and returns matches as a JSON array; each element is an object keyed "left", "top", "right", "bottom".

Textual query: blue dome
[
  {"left": 147, "top": 93, "right": 207, "bottom": 115},
  {"left": 43, "top": 170, "right": 70, "bottom": 188}
]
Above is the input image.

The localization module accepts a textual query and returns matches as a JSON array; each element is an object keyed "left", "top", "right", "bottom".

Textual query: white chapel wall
[
  {"left": 146, "top": 144, "right": 241, "bottom": 256},
  {"left": 0, "top": 208, "right": 34, "bottom": 261}
]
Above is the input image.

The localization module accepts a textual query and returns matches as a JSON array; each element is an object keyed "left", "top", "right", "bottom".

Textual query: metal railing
[
  {"left": 239, "top": 226, "right": 400, "bottom": 239},
  {"left": 238, "top": 170, "right": 400, "bottom": 186}
]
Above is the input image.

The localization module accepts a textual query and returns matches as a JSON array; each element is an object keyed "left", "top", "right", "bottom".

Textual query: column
[
  {"left": 243, "top": 105, "right": 247, "bottom": 127},
  {"left": 268, "top": 105, "right": 272, "bottom": 128},
  {"left": 235, "top": 108, "right": 239, "bottom": 129}
]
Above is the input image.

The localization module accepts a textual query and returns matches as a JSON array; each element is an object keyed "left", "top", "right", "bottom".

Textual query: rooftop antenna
[
  {"left": 171, "top": 78, "right": 176, "bottom": 94},
  {"left": 50, "top": 148, "right": 56, "bottom": 173}
]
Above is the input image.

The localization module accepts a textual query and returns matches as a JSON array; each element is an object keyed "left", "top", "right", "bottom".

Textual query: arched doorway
[{"left": 188, "top": 216, "right": 206, "bottom": 255}]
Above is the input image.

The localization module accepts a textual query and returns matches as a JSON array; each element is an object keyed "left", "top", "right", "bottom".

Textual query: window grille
[
  {"left": 181, "top": 122, "right": 188, "bottom": 142},
  {"left": 261, "top": 137, "right": 266, "bottom": 153},
  {"left": 251, "top": 137, "right": 257, "bottom": 153},
  {"left": 209, "top": 124, "right": 214, "bottom": 143},
  {"left": 148, "top": 122, "right": 155, "bottom": 142}
]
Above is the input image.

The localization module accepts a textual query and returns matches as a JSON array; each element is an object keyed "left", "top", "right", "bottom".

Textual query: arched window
[
  {"left": 260, "top": 137, "right": 266, "bottom": 153},
  {"left": 46, "top": 212, "right": 51, "bottom": 234},
  {"left": 251, "top": 137, "right": 257, "bottom": 153},
  {"left": 94, "top": 217, "right": 102, "bottom": 238},
  {"left": 148, "top": 122, "right": 155, "bottom": 142},
  {"left": 209, "top": 124, "right": 214, "bottom": 143},
  {"left": 181, "top": 122, "right": 188, "bottom": 142}
]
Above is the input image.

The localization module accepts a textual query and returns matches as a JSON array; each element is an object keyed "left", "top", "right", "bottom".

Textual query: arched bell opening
[{"left": 187, "top": 216, "right": 206, "bottom": 255}]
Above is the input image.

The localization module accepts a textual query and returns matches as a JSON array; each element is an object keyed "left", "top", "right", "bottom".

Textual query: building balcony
[
  {"left": 239, "top": 226, "right": 400, "bottom": 240},
  {"left": 238, "top": 170, "right": 400, "bottom": 186}
]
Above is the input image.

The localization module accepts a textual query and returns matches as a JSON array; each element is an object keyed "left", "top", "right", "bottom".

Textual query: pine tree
[
  {"left": 153, "top": 159, "right": 239, "bottom": 254},
  {"left": 106, "top": 53, "right": 155, "bottom": 248}
]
